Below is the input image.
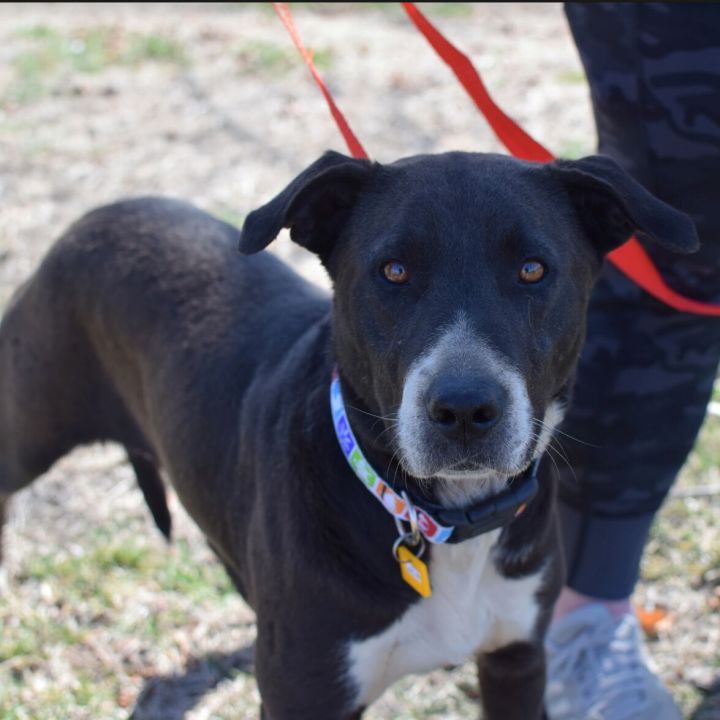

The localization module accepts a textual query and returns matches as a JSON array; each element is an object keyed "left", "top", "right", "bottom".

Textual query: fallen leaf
[
  {"left": 117, "top": 688, "right": 135, "bottom": 709},
  {"left": 637, "top": 606, "right": 672, "bottom": 637}
]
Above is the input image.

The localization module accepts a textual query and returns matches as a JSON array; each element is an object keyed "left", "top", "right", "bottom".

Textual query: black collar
[{"left": 403, "top": 459, "right": 539, "bottom": 544}]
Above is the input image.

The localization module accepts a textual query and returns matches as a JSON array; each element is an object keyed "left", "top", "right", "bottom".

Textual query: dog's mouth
[
  {"left": 430, "top": 456, "right": 537, "bottom": 508},
  {"left": 439, "top": 461, "right": 495, "bottom": 476},
  {"left": 392, "top": 445, "right": 529, "bottom": 507},
  {"left": 395, "top": 434, "right": 535, "bottom": 481},
  {"left": 438, "top": 454, "right": 533, "bottom": 477}
]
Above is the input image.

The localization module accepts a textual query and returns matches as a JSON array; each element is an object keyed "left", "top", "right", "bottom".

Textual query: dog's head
[{"left": 240, "top": 151, "right": 697, "bottom": 499}]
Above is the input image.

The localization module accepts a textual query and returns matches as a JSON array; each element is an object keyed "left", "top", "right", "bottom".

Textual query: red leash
[
  {"left": 272, "top": 2, "right": 720, "bottom": 316},
  {"left": 401, "top": 2, "right": 553, "bottom": 164},
  {"left": 272, "top": 2, "right": 368, "bottom": 160}
]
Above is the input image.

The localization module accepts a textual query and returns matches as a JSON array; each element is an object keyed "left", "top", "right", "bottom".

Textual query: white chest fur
[{"left": 346, "top": 531, "right": 544, "bottom": 708}]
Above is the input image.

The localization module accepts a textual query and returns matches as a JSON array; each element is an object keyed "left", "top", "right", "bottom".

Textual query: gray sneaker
[{"left": 545, "top": 604, "right": 681, "bottom": 720}]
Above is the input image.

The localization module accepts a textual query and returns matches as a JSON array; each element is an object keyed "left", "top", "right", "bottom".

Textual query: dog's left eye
[
  {"left": 382, "top": 260, "right": 410, "bottom": 285},
  {"left": 519, "top": 259, "right": 547, "bottom": 284}
]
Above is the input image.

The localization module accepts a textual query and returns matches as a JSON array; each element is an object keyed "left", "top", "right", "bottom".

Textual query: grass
[
  {"left": 218, "top": 3, "right": 474, "bottom": 19},
  {"left": 5, "top": 24, "right": 186, "bottom": 105},
  {"left": 643, "top": 412, "right": 720, "bottom": 579},
  {"left": 556, "top": 69, "right": 586, "bottom": 85},
  {"left": 214, "top": 207, "right": 245, "bottom": 228},
  {"left": 18, "top": 534, "right": 234, "bottom": 604},
  {"left": 638, "top": 412, "right": 720, "bottom": 717},
  {"left": 682, "top": 404, "right": 720, "bottom": 476},
  {"left": 5, "top": 678, "right": 119, "bottom": 720},
  {"left": 0, "top": 518, "right": 241, "bottom": 719},
  {"left": 359, "top": 2, "right": 474, "bottom": 18},
  {"left": 154, "top": 538, "right": 235, "bottom": 601},
  {"left": 236, "top": 39, "right": 333, "bottom": 76},
  {"left": 0, "top": 614, "right": 85, "bottom": 664},
  {"left": 712, "top": 381, "right": 720, "bottom": 403},
  {"left": 557, "top": 139, "right": 595, "bottom": 159}
]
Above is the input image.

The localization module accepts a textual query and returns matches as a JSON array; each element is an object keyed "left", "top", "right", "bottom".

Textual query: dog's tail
[{"left": 127, "top": 450, "right": 172, "bottom": 541}]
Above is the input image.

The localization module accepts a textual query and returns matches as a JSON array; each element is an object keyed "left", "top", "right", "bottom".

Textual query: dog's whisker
[
  {"left": 372, "top": 425, "right": 398, "bottom": 446},
  {"left": 548, "top": 440, "right": 578, "bottom": 484},
  {"left": 532, "top": 418, "right": 600, "bottom": 449},
  {"left": 540, "top": 430, "right": 574, "bottom": 469},
  {"left": 346, "top": 404, "right": 399, "bottom": 424},
  {"left": 537, "top": 436, "right": 579, "bottom": 486},
  {"left": 542, "top": 443, "right": 563, "bottom": 480},
  {"left": 549, "top": 426, "right": 600, "bottom": 448},
  {"left": 387, "top": 447, "right": 410, "bottom": 497}
]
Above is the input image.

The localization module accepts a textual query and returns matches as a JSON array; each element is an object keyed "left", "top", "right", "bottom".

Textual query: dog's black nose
[{"left": 425, "top": 379, "right": 505, "bottom": 442}]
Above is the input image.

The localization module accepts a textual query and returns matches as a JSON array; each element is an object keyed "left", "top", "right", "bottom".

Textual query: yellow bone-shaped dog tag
[{"left": 397, "top": 544, "right": 432, "bottom": 598}]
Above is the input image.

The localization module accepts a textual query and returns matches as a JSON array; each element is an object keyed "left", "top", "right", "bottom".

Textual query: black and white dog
[{"left": 0, "top": 151, "right": 696, "bottom": 718}]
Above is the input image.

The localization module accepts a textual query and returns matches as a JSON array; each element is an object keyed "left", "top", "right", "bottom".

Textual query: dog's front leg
[
  {"left": 254, "top": 617, "right": 365, "bottom": 720},
  {"left": 260, "top": 706, "right": 364, "bottom": 720},
  {"left": 477, "top": 641, "right": 546, "bottom": 720}
]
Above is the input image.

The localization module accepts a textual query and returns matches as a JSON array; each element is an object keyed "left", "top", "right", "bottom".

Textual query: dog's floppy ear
[
  {"left": 549, "top": 155, "right": 699, "bottom": 256},
  {"left": 239, "top": 151, "right": 374, "bottom": 258}
]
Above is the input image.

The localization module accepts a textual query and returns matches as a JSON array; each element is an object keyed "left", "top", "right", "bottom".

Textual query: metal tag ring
[
  {"left": 401, "top": 491, "right": 421, "bottom": 546},
  {"left": 392, "top": 533, "right": 426, "bottom": 562}
]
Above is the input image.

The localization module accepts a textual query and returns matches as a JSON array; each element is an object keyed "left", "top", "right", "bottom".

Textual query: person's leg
[
  {"left": 547, "top": 4, "right": 720, "bottom": 719},
  {"left": 561, "top": 0, "right": 720, "bottom": 615},
  {"left": 556, "top": 266, "right": 720, "bottom": 607}
]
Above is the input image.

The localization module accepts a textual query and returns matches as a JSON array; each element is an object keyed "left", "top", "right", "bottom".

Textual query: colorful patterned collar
[{"left": 330, "top": 371, "right": 539, "bottom": 545}]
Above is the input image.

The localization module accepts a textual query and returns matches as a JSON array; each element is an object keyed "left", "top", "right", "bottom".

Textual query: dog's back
[{"left": 0, "top": 197, "right": 329, "bottom": 547}]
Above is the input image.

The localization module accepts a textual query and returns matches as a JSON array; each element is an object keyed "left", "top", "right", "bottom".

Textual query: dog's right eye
[
  {"left": 519, "top": 259, "right": 547, "bottom": 284},
  {"left": 381, "top": 260, "right": 410, "bottom": 285}
]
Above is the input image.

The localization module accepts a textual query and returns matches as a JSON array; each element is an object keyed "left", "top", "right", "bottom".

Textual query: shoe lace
[{"left": 547, "top": 613, "right": 653, "bottom": 720}]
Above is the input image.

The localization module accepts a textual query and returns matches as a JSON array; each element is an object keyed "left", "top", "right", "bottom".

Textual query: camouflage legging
[{"left": 556, "top": 4, "right": 720, "bottom": 599}]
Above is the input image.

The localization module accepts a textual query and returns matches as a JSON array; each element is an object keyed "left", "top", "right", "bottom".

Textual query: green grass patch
[
  {"left": 155, "top": 538, "right": 235, "bottom": 601},
  {"left": 643, "top": 409, "right": 720, "bottom": 585},
  {"left": 349, "top": 3, "right": 473, "bottom": 18},
  {"left": 0, "top": 612, "right": 86, "bottom": 664},
  {"left": 557, "top": 139, "right": 595, "bottom": 159},
  {"left": 556, "top": 69, "right": 586, "bottom": 85},
  {"left": 236, "top": 39, "right": 333, "bottom": 76},
  {"left": 712, "top": 380, "right": 720, "bottom": 402},
  {"left": 0, "top": 531, "right": 237, "bottom": 718},
  {"left": 683, "top": 414, "right": 720, "bottom": 477},
  {"left": 423, "top": 3, "right": 475, "bottom": 19},
  {"left": 0, "top": 673, "right": 119, "bottom": 720},
  {"left": 215, "top": 207, "right": 245, "bottom": 228},
  {"left": 5, "top": 24, "right": 187, "bottom": 105},
  {"left": 23, "top": 552, "right": 112, "bottom": 605},
  {"left": 125, "top": 33, "right": 186, "bottom": 64},
  {"left": 20, "top": 534, "right": 234, "bottom": 605},
  {"left": 216, "top": 3, "right": 473, "bottom": 18}
]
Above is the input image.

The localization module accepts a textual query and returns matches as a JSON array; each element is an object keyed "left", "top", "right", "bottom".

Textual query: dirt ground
[{"left": 1, "top": 3, "right": 719, "bottom": 719}]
